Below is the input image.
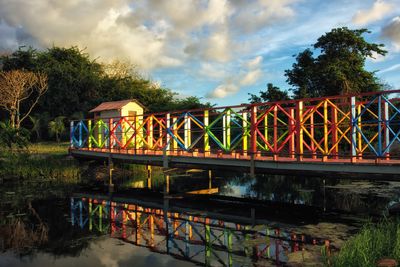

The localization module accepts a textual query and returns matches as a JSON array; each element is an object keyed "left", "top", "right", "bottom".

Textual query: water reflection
[{"left": 71, "top": 194, "right": 329, "bottom": 266}]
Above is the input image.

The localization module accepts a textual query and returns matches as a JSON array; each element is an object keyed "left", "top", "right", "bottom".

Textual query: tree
[
  {"left": 248, "top": 83, "right": 290, "bottom": 103},
  {"left": 0, "top": 121, "right": 30, "bottom": 150},
  {"left": 285, "top": 27, "right": 387, "bottom": 98},
  {"left": 0, "top": 70, "right": 48, "bottom": 129},
  {"left": 48, "top": 116, "right": 65, "bottom": 143}
]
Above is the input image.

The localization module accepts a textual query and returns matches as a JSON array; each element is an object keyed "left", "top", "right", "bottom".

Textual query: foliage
[
  {"left": 1, "top": 46, "right": 211, "bottom": 136},
  {"left": 285, "top": 27, "right": 387, "bottom": 98},
  {"left": 0, "top": 121, "right": 30, "bottom": 150},
  {"left": 248, "top": 83, "right": 290, "bottom": 103},
  {"left": 328, "top": 219, "right": 400, "bottom": 267},
  {"left": 48, "top": 116, "right": 66, "bottom": 143},
  {"left": 0, "top": 69, "right": 48, "bottom": 128}
]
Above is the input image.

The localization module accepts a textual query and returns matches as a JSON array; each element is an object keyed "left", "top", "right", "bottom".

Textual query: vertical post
[
  {"left": 148, "top": 116, "right": 153, "bottom": 150},
  {"left": 331, "top": 107, "right": 338, "bottom": 159},
  {"left": 108, "top": 156, "right": 114, "bottom": 193},
  {"left": 242, "top": 111, "right": 248, "bottom": 156},
  {"left": 223, "top": 113, "right": 227, "bottom": 149},
  {"left": 79, "top": 200, "right": 83, "bottom": 228},
  {"left": 351, "top": 96, "right": 357, "bottom": 162},
  {"left": 310, "top": 113, "right": 315, "bottom": 159},
  {"left": 323, "top": 100, "right": 328, "bottom": 161},
  {"left": 70, "top": 198, "right": 75, "bottom": 226},
  {"left": 205, "top": 218, "right": 211, "bottom": 266},
  {"left": 204, "top": 110, "right": 210, "bottom": 155},
  {"left": 377, "top": 95, "right": 382, "bottom": 161},
  {"left": 98, "top": 119, "right": 102, "bottom": 149},
  {"left": 264, "top": 111, "right": 268, "bottom": 151},
  {"left": 208, "top": 170, "right": 212, "bottom": 189},
  {"left": 250, "top": 105, "right": 257, "bottom": 177},
  {"left": 226, "top": 109, "right": 231, "bottom": 151},
  {"left": 109, "top": 118, "right": 113, "bottom": 150},
  {"left": 70, "top": 121, "right": 74, "bottom": 148},
  {"left": 166, "top": 113, "right": 171, "bottom": 153},
  {"left": 357, "top": 105, "right": 362, "bottom": 159},
  {"left": 78, "top": 121, "right": 83, "bottom": 148},
  {"left": 289, "top": 108, "right": 295, "bottom": 158},
  {"left": 89, "top": 198, "right": 92, "bottom": 231},
  {"left": 296, "top": 101, "right": 304, "bottom": 161},
  {"left": 121, "top": 118, "right": 126, "bottom": 148},
  {"left": 147, "top": 165, "right": 152, "bottom": 189},
  {"left": 164, "top": 174, "right": 170, "bottom": 195},
  {"left": 384, "top": 101, "right": 390, "bottom": 159},
  {"left": 172, "top": 117, "right": 178, "bottom": 153},
  {"left": 184, "top": 113, "right": 189, "bottom": 150},
  {"left": 273, "top": 105, "right": 278, "bottom": 160},
  {"left": 88, "top": 120, "right": 92, "bottom": 149}
]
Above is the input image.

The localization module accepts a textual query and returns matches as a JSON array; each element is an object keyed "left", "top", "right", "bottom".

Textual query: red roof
[{"left": 89, "top": 99, "right": 144, "bottom": 113}]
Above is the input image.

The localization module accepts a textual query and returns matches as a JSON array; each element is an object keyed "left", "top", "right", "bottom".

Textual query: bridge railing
[{"left": 70, "top": 90, "right": 400, "bottom": 162}]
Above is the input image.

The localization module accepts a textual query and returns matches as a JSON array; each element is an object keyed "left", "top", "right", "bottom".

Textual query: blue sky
[{"left": 0, "top": 0, "right": 399, "bottom": 106}]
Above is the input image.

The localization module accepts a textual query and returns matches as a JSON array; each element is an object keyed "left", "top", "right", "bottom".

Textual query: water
[{"left": 1, "top": 168, "right": 400, "bottom": 266}]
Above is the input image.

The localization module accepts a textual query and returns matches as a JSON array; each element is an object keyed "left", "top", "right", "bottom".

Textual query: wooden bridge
[{"left": 69, "top": 90, "right": 400, "bottom": 177}]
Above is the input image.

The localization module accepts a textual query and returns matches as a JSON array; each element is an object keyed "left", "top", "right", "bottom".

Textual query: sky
[{"left": 0, "top": 0, "right": 399, "bottom": 106}]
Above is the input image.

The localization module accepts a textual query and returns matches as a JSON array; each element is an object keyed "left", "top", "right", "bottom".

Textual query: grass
[
  {"left": 0, "top": 142, "right": 80, "bottom": 184},
  {"left": 327, "top": 219, "right": 400, "bottom": 267}
]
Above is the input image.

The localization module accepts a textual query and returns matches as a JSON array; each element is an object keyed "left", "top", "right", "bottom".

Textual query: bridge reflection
[{"left": 70, "top": 194, "right": 329, "bottom": 266}]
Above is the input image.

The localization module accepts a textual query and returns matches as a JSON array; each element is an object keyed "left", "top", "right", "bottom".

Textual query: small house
[
  {"left": 89, "top": 99, "right": 145, "bottom": 119},
  {"left": 89, "top": 99, "right": 145, "bottom": 148}
]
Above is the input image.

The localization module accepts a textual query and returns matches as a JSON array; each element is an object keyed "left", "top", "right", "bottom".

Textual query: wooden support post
[
  {"left": 310, "top": 112, "right": 316, "bottom": 159},
  {"left": 250, "top": 105, "right": 257, "bottom": 177},
  {"left": 184, "top": 113, "right": 190, "bottom": 150},
  {"left": 242, "top": 111, "right": 248, "bottom": 156},
  {"left": 164, "top": 174, "right": 170, "bottom": 195},
  {"left": 148, "top": 116, "right": 153, "bottom": 150},
  {"left": 226, "top": 109, "right": 231, "bottom": 151},
  {"left": 88, "top": 120, "right": 92, "bottom": 149},
  {"left": 172, "top": 117, "right": 177, "bottom": 153},
  {"left": 204, "top": 110, "right": 210, "bottom": 155},
  {"left": 108, "top": 156, "right": 114, "bottom": 193},
  {"left": 70, "top": 121, "right": 74, "bottom": 148},
  {"left": 166, "top": 113, "right": 171, "bottom": 153},
  {"left": 323, "top": 100, "right": 328, "bottom": 162},
  {"left": 109, "top": 118, "right": 113, "bottom": 150},
  {"left": 351, "top": 96, "right": 357, "bottom": 163},
  {"left": 384, "top": 101, "right": 390, "bottom": 159},
  {"left": 331, "top": 107, "right": 338, "bottom": 159},
  {"left": 296, "top": 101, "right": 304, "bottom": 161},
  {"left": 208, "top": 170, "right": 212, "bottom": 189},
  {"left": 289, "top": 108, "right": 295, "bottom": 158},
  {"left": 273, "top": 105, "right": 278, "bottom": 160},
  {"left": 357, "top": 104, "right": 362, "bottom": 159},
  {"left": 147, "top": 165, "right": 152, "bottom": 189}
]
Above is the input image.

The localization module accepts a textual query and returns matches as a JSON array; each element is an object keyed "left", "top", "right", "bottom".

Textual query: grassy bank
[
  {"left": 327, "top": 219, "right": 400, "bottom": 267},
  {"left": 0, "top": 142, "right": 80, "bottom": 184}
]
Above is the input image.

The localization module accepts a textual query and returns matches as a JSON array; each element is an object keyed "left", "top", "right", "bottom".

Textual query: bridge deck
[{"left": 70, "top": 148, "right": 400, "bottom": 178}]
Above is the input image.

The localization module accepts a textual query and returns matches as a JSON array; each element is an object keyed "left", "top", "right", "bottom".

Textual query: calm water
[{"left": 1, "top": 168, "right": 400, "bottom": 266}]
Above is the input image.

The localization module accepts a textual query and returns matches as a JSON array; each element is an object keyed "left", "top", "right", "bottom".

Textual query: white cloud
[
  {"left": 206, "top": 83, "right": 239, "bottom": 98},
  {"left": 378, "top": 63, "right": 400, "bottom": 74},
  {"left": 240, "top": 69, "right": 262, "bottom": 86},
  {"left": 382, "top": 16, "right": 400, "bottom": 51},
  {"left": 206, "top": 56, "right": 263, "bottom": 98},
  {"left": 352, "top": 0, "right": 393, "bottom": 26}
]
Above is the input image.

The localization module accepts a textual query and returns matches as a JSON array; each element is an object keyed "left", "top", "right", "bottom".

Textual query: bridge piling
[{"left": 108, "top": 156, "right": 114, "bottom": 193}]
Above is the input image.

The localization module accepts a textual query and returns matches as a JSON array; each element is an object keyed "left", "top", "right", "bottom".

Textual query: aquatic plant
[{"left": 327, "top": 219, "right": 400, "bottom": 267}]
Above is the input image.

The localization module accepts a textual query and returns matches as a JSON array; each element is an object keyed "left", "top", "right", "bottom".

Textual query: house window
[{"left": 128, "top": 111, "right": 136, "bottom": 118}]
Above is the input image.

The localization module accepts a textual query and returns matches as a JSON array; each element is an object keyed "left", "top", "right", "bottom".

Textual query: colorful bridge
[{"left": 69, "top": 90, "right": 400, "bottom": 177}]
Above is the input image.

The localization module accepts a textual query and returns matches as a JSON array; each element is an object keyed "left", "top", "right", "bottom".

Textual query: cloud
[
  {"left": 382, "top": 16, "right": 400, "bottom": 50},
  {"left": 240, "top": 69, "right": 262, "bottom": 86},
  {"left": 378, "top": 63, "right": 400, "bottom": 74},
  {"left": 206, "top": 83, "right": 239, "bottom": 98},
  {"left": 231, "top": 0, "right": 298, "bottom": 33},
  {"left": 352, "top": 0, "right": 393, "bottom": 26},
  {"left": 206, "top": 55, "right": 263, "bottom": 98}
]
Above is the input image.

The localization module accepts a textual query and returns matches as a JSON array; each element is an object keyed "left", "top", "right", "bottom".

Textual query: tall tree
[
  {"left": 285, "top": 27, "right": 387, "bottom": 98},
  {"left": 248, "top": 83, "right": 290, "bottom": 103},
  {"left": 0, "top": 70, "right": 48, "bottom": 129}
]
